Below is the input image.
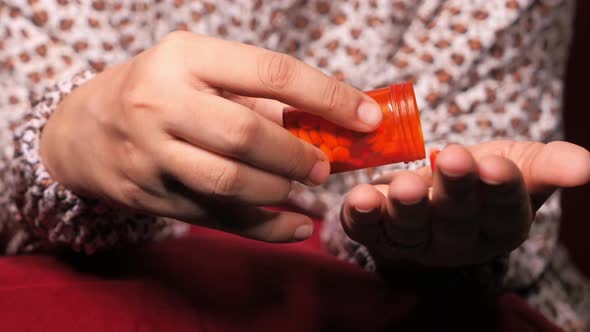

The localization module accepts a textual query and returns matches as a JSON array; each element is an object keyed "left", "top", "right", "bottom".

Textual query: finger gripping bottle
[{"left": 283, "top": 82, "right": 426, "bottom": 173}]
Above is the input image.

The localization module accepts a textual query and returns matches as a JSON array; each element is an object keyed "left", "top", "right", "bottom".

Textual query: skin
[
  {"left": 341, "top": 141, "right": 590, "bottom": 267},
  {"left": 40, "top": 32, "right": 590, "bottom": 267},
  {"left": 40, "top": 32, "right": 383, "bottom": 243}
]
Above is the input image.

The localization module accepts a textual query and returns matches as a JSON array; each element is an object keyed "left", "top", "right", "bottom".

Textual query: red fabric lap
[{"left": 0, "top": 222, "right": 562, "bottom": 332}]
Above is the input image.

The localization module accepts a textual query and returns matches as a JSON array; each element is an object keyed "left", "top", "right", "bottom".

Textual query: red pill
[
  {"left": 320, "top": 130, "right": 339, "bottom": 149},
  {"left": 298, "top": 129, "right": 313, "bottom": 144},
  {"left": 320, "top": 144, "right": 333, "bottom": 162},
  {"left": 308, "top": 129, "right": 324, "bottom": 145},
  {"left": 337, "top": 134, "right": 353, "bottom": 147},
  {"left": 332, "top": 146, "right": 351, "bottom": 162}
]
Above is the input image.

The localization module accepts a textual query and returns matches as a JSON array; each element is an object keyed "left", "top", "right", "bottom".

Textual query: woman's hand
[
  {"left": 40, "top": 32, "right": 382, "bottom": 243},
  {"left": 341, "top": 141, "right": 590, "bottom": 267}
]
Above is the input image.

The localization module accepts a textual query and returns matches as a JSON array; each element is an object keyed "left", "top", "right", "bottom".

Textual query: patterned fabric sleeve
[{"left": 0, "top": 69, "right": 182, "bottom": 255}]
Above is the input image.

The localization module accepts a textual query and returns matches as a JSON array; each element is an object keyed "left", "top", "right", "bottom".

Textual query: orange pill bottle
[{"left": 283, "top": 82, "right": 426, "bottom": 173}]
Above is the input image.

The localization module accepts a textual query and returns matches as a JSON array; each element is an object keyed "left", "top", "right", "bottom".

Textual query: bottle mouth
[{"left": 388, "top": 83, "right": 426, "bottom": 161}]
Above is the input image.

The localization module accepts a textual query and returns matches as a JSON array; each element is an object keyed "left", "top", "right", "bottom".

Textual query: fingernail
[
  {"left": 308, "top": 160, "right": 330, "bottom": 185},
  {"left": 354, "top": 207, "right": 375, "bottom": 213},
  {"left": 351, "top": 206, "right": 380, "bottom": 222},
  {"left": 357, "top": 101, "right": 382, "bottom": 128},
  {"left": 481, "top": 176, "right": 503, "bottom": 186},
  {"left": 398, "top": 198, "right": 424, "bottom": 206},
  {"left": 439, "top": 167, "right": 467, "bottom": 179},
  {"left": 292, "top": 224, "right": 313, "bottom": 241}
]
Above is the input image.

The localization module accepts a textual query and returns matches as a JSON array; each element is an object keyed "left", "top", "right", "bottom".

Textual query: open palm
[{"left": 340, "top": 141, "right": 590, "bottom": 267}]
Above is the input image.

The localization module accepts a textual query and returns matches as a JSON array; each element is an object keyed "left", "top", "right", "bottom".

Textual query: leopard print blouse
[{"left": 0, "top": 1, "right": 588, "bottom": 330}]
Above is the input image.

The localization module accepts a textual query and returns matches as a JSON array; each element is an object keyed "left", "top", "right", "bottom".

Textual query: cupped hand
[
  {"left": 40, "top": 31, "right": 382, "bottom": 243},
  {"left": 341, "top": 141, "right": 590, "bottom": 267}
]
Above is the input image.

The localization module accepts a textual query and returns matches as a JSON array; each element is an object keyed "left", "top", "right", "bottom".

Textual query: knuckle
[
  {"left": 119, "top": 62, "right": 157, "bottom": 110},
  {"left": 501, "top": 141, "right": 542, "bottom": 172},
  {"left": 119, "top": 83, "right": 163, "bottom": 119},
  {"left": 253, "top": 218, "right": 281, "bottom": 242},
  {"left": 120, "top": 84, "right": 146, "bottom": 112},
  {"left": 498, "top": 140, "right": 517, "bottom": 158},
  {"left": 322, "top": 79, "right": 344, "bottom": 111},
  {"left": 285, "top": 143, "right": 310, "bottom": 179},
  {"left": 115, "top": 142, "right": 164, "bottom": 208},
  {"left": 160, "top": 30, "right": 192, "bottom": 48},
  {"left": 117, "top": 180, "right": 151, "bottom": 211},
  {"left": 151, "top": 31, "right": 197, "bottom": 69},
  {"left": 520, "top": 142, "right": 544, "bottom": 175},
  {"left": 257, "top": 52, "right": 298, "bottom": 91},
  {"left": 224, "top": 113, "right": 260, "bottom": 156},
  {"left": 210, "top": 162, "right": 243, "bottom": 198}
]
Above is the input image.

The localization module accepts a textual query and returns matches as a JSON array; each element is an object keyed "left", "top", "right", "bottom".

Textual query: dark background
[{"left": 560, "top": 0, "right": 590, "bottom": 276}]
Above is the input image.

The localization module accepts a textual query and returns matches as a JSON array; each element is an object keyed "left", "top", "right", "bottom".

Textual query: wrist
[{"left": 39, "top": 70, "right": 99, "bottom": 198}]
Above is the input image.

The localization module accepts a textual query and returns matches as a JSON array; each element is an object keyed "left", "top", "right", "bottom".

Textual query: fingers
[
  {"left": 470, "top": 140, "right": 590, "bottom": 210},
  {"left": 341, "top": 172, "right": 431, "bottom": 255},
  {"left": 478, "top": 155, "right": 532, "bottom": 252},
  {"left": 204, "top": 205, "right": 315, "bottom": 243},
  {"left": 384, "top": 172, "right": 430, "bottom": 248},
  {"left": 117, "top": 140, "right": 314, "bottom": 243},
  {"left": 341, "top": 184, "right": 385, "bottom": 244},
  {"left": 175, "top": 33, "right": 382, "bottom": 132},
  {"left": 158, "top": 138, "right": 293, "bottom": 206},
  {"left": 165, "top": 91, "right": 330, "bottom": 185},
  {"left": 430, "top": 145, "right": 480, "bottom": 253},
  {"left": 522, "top": 141, "right": 590, "bottom": 209},
  {"left": 342, "top": 142, "right": 584, "bottom": 267},
  {"left": 472, "top": 140, "right": 590, "bottom": 189},
  {"left": 150, "top": 137, "right": 315, "bottom": 244},
  {"left": 526, "top": 141, "right": 590, "bottom": 211},
  {"left": 370, "top": 166, "right": 433, "bottom": 190},
  {"left": 221, "top": 92, "right": 287, "bottom": 125}
]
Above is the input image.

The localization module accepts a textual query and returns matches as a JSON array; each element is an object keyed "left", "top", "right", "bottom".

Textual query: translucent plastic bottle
[{"left": 283, "top": 82, "right": 426, "bottom": 173}]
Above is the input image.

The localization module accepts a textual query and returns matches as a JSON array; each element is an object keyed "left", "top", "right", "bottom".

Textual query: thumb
[
  {"left": 471, "top": 140, "right": 590, "bottom": 209},
  {"left": 525, "top": 141, "right": 590, "bottom": 190}
]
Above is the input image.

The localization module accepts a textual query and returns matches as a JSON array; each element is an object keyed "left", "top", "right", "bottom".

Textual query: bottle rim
[{"left": 388, "top": 83, "right": 426, "bottom": 161}]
